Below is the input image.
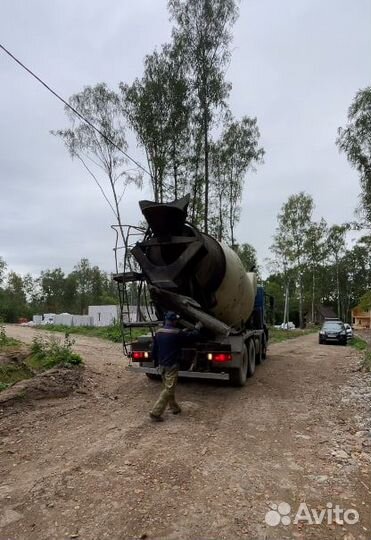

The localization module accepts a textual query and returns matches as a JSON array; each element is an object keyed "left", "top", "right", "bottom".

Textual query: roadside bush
[
  {"left": 269, "top": 326, "right": 319, "bottom": 344},
  {"left": 0, "top": 323, "right": 6, "bottom": 346},
  {"left": 29, "top": 333, "right": 83, "bottom": 370},
  {"left": 350, "top": 336, "right": 368, "bottom": 351},
  {"left": 0, "top": 322, "right": 20, "bottom": 349},
  {"left": 103, "top": 324, "right": 123, "bottom": 342}
]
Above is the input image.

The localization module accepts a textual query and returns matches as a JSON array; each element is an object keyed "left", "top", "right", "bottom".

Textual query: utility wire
[{"left": 0, "top": 42, "right": 151, "bottom": 178}]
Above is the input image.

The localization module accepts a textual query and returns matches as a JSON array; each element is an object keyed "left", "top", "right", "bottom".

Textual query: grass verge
[
  {"left": 0, "top": 324, "right": 22, "bottom": 351},
  {"left": 34, "top": 324, "right": 147, "bottom": 342},
  {"left": 350, "top": 335, "right": 371, "bottom": 372},
  {"left": 269, "top": 326, "right": 319, "bottom": 344},
  {"left": 28, "top": 334, "right": 83, "bottom": 370},
  {"left": 0, "top": 329, "right": 83, "bottom": 392},
  {"left": 349, "top": 335, "right": 368, "bottom": 351}
]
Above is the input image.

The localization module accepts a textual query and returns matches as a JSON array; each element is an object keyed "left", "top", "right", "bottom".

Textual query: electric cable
[{"left": 0, "top": 42, "right": 151, "bottom": 178}]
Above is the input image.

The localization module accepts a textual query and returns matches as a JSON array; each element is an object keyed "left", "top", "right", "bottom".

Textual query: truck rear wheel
[
  {"left": 261, "top": 333, "right": 267, "bottom": 360},
  {"left": 247, "top": 339, "right": 256, "bottom": 377},
  {"left": 229, "top": 345, "right": 248, "bottom": 387},
  {"left": 255, "top": 336, "right": 262, "bottom": 365}
]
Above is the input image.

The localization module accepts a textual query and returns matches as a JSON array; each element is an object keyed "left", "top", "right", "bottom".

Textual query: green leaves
[
  {"left": 359, "top": 291, "right": 371, "bottom": 311},
  {"left": 52, "top": 83, "right": 142, "bottom": 224},
  {"left": 337, "top": 86, "right": 371, "bottom": 225},
  {"left": 29, "top": 334, "right": 83, "bottom": 369},
  {"left": 0, "top": 257, "right": 118, "bottom": 322},
  {"left": 210, "top": 115, "right": 264, "bottom": 242},
  {"left": 121, "top": 43, "right": 191, "bottom": 202}
]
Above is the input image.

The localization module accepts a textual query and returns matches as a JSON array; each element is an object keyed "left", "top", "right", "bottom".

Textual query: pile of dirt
[{"left": 0, "top": 350, "right": 83, "bottom": 408}]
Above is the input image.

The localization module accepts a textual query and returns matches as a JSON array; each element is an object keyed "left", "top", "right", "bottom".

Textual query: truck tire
[
  {"left": 255, "top": 336, "right": 262, "bottom": 365},
  {"left": 247, "top": 339, "right": 256, "bottom": 378},
  {"left": 229, "top": 345, "right": 248, "bottom": 387},
  {"left": 261, "top": 333, "right": 267, "bottom": 360}
]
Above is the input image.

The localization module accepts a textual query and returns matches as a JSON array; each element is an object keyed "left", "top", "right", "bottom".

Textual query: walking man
[{"left": 150, "top": 311, "right": 200, "bottom": 422}]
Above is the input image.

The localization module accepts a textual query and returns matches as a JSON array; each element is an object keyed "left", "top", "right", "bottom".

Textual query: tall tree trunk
[
  {"left": 311, "top": 270, "right": 315, "bottom": 323},
  {"left": 159, "top": 170, "right": 164, "bottom": 203},
  {"left": 172, "top": 140, "right": 178, "bottom": 200},
  {"left": 299, "top": 275, "right": 303, "bottom": 328},
  {"left": 336, "top": 259, "right": 340, "bottom": 318},
  {"left": 283, "top": 282, "right": 290, "bottom": 325},
  {"left": 153, "top": 171, "right": 159, "bottom": 202},
  {"left": 191, "top": 130, "right": 203, "bottom": 225},
  {"left": 204, "top": 111, "right": 209, "bottom": 234},
  {"left": 218, "top": 191, "right": 223, "bottom": 241},
  {"left": 229, "top": 208, "right": 235, "bottom": 246}
]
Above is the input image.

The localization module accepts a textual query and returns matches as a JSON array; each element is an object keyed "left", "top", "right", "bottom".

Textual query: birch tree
[
  {"left": 272, "top": 193, "right": 314, "bottom": 328},
  {"left": 52, "top": 83, "right": 142, "bottom": 230},
  {"left": 337, "top": 86, "right": 371, "bottom": 226},
  {"left": 169, "top": 0, "right": 239, "bottom": 232},
  {"left": 305, "top": 219, "right": 327, "bottom": 323},
  {"left": 121, "top": 44, "right": 191, "bottom": 202},
  {"left": 327, "top": 224, "right": 347, "bottom": 318}
]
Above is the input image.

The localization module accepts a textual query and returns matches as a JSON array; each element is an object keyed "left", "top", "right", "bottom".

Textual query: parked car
[
  {"left": 344, "top": 323, "right": 353, "bottom": 340},
  {"left": 319, "top": 320, "right": 347, "bottom": 345}
]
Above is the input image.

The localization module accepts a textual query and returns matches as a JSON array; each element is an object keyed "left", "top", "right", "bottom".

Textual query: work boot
[
  {"left": 170, "top": 406, "right": 182, "bottom": 415},
  {"left": 149, "top": 413, "right": 164, "bottom": 422}
]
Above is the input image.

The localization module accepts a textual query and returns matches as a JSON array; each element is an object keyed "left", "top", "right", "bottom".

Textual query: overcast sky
[{"left": 1, "top": 0, "right": 370, "bottom": 278}]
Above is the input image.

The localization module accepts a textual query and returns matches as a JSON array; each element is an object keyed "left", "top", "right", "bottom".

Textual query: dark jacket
[{"left": 152, "top": 325, "right": 199, "bottom": 368}]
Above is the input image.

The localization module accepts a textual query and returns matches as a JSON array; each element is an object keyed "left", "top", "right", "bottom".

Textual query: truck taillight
[
  {"left": 132, "top": 351, "right": 149, "bottom": 361},
  {"left": 207, "top": 352, "right": 232, "bottom": 362}
]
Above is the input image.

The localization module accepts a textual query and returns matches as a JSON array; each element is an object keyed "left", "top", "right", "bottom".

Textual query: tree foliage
[
  {"left": 271, "top": 193, "right": 314, "bottom": 327},
  {"left": 52, "top": 83, "right": 142, "bottom": 228},
  {"left": 359, "top": 291, "right": 371, "bottom": 311},
  {"left": 0, "top": 257, "right": 7, "bottom": 286},
  {"left": 210, "top": 115, "right": 264, "bottom": 242},
  {"left": 267, "top": 190, "right": 371, "bottom": 325},
  {"left": 0, "top": 258, "right": 117, "bottom": 322},
  {"left": 168, "top": 0, "right": 239, "bottom": 232},
  {"left": 121, "top": 44, "right": 191, "bottom": 203},
  {"left": 233, "top": 243, "right": 259, "bottom": 275},
  {"left": 337, "top": 86, "right": 371, "bottom": 225},
  {"left": 54, "top": 0, "right": 263, "bottom": 256}
]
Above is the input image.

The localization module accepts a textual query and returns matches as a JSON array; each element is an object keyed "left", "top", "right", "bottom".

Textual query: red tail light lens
[
  {"left": 209, "top": 353, "right": 232, "bottom": 362},
  {"left": 132, "top": 351, "right": 149, "bottom": 361}
]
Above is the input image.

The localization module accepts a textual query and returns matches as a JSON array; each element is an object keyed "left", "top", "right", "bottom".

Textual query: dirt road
[{"left": 1, "top": 326, "right": 370, "bottom": 540}]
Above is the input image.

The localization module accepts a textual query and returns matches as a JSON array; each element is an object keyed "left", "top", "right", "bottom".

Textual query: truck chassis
[{"left": 127, "top": 327, "right": 267, "bottom": 387}]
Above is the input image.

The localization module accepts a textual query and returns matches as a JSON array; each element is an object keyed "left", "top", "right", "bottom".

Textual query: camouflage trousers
[{"left": 151, "top": 366, "right": 181, "bottom": 417}]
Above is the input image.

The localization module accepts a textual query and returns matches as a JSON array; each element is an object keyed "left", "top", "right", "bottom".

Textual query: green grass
[
  {"left": 0, "top": 362, "right": 34, "bottom": 386},
  {"left": 0, "top": 333, "right": 82, "bottom": 392},
  {"left": 349, "top": 335, "right": 371, "bottom": 372},
  {"left": 35, "top": 324, "right": 147, "bottom": 342},
  {"left": 0, "top": 324, "right": 22, "bottom": 351},
  {"left": 0, "top": 339, "right": 22, "bottom": 352},
  {"left": 349, "top": 335, "right": 368, "bottom": 351},
  {"left": 269, "top": 326, "right": 319, "bottom": 344},
  {"left": 28, "top": 335, "right": 83, "bottom": 369}
]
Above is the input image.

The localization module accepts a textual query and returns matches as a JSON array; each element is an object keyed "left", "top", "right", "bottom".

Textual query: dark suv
[{"left": 319, "top": 320, "right": 347, "bottom": 345}]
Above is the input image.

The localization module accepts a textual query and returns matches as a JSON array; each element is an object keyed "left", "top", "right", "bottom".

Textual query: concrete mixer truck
[{"left": 113, "top": 195, "right": 270, "bottom": 387}]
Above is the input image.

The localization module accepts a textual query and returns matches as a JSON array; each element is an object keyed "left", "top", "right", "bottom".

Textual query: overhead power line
[{"left": 0, "top": 42, "right": 151, "bottom": 178}]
